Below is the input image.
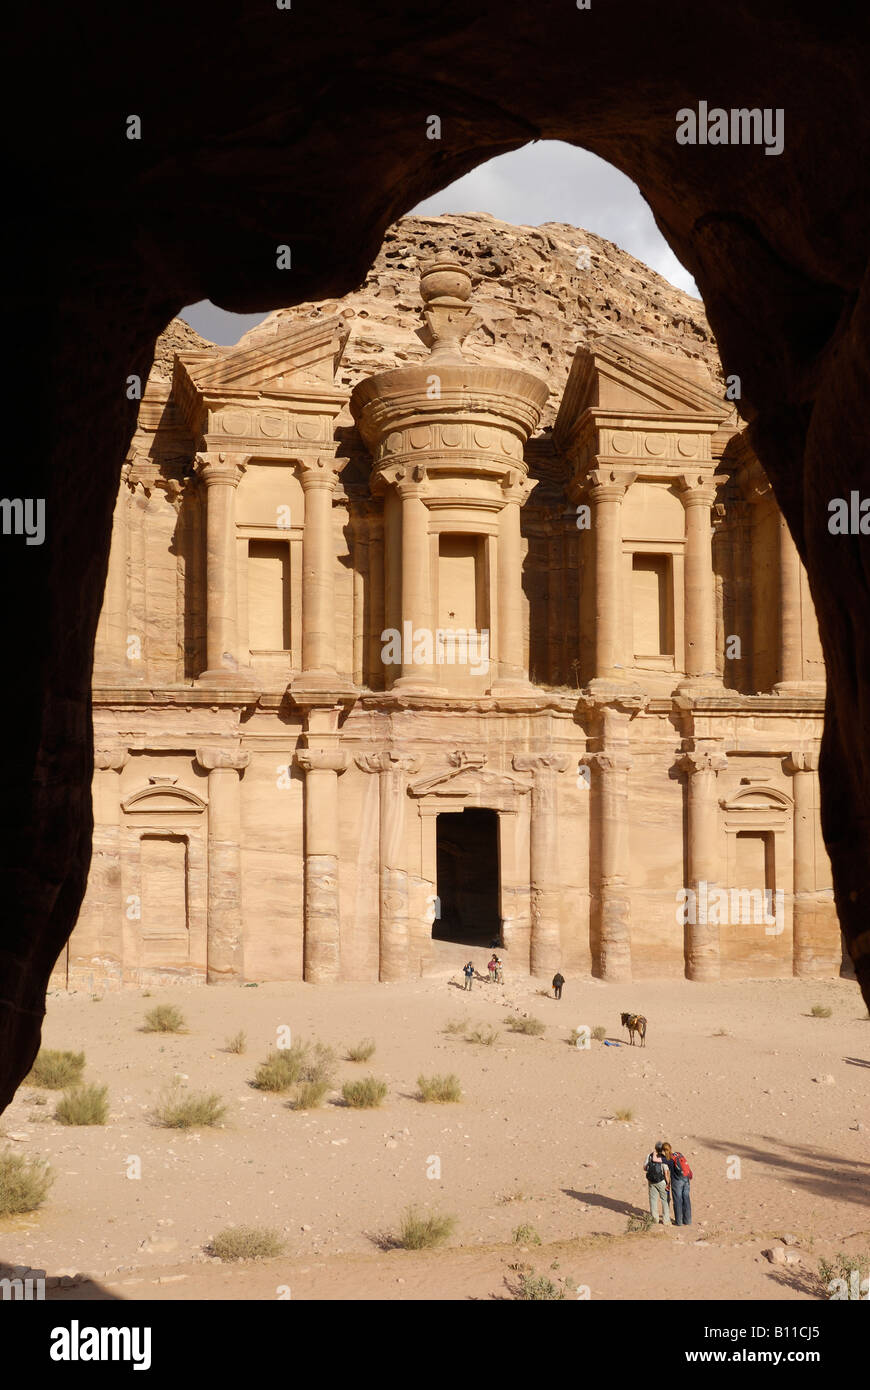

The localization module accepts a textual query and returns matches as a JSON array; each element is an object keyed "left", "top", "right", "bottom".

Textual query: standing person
[
  {"left": 487, "top": 953, "right": 498, "bottom": 984},
  {"left": 552, "top": 971, "right": 565, "bottom": 1000},
  {"left": 662, "top": 1142, "right": 693, "bottom": 1226},
  {"left": 462, "top": 960, "right": 475, "bottom": 991},
  {"left": 494, "top": 956, "right": 504, "bottom": 984},
  {"left": 643, "top": 1142, "right": 671, "bottom": 1225}
]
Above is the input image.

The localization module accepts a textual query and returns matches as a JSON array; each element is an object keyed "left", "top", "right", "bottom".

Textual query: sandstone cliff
[{"left": 155, "top": 213, "right": 723, "bottom": 432}]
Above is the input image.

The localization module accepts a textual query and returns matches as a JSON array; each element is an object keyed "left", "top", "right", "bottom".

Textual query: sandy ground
[{"left": 1, "top": 952, "right": 867, "bottom": 1301}]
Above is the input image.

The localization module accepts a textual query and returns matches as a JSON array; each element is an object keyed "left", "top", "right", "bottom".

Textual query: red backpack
[{"left": 672, "top": 1152, "right": 693, "bottom": 1179}]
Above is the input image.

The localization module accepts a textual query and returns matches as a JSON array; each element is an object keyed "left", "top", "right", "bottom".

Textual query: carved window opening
[
  {"left": 139, "top": 833, "right": 190, "bottom": 966},
  {"left": 437, "top": 533, "right": 487, "bottom": 632},
  {"left": 247, "top": 538, "right": 291, "bottom": 651},
  {"left": 632, "top": 552, "right": 674, "bottom": 657}
]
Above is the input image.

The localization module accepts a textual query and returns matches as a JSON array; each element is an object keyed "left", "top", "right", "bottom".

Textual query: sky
[{"left": 179, "top": 140, "right": 700, "bottom": 345}]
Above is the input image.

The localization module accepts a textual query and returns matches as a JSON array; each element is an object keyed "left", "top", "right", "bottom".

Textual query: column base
[
  {"left": 391, "top": 674, "right": 446, "bottom": 696},
  {"left": 488, "top": 675, "right": 536, "bottom": 696},
  {"left": 199, "top": 666, "right": 258, "bottom": 689},
  {"left": 673, "top": 674, "right": 726, "bottom": 697},
  {"left": 291, "top": 670, "right": 357, "bottom": 703},
  {"left": 773, "top": 680, "right": 826, "bottom": 696}
]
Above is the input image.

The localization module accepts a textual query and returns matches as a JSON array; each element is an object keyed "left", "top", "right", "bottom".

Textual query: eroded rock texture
[{"left": 4, "top": 0, "right": 868, "bottom": 1110}]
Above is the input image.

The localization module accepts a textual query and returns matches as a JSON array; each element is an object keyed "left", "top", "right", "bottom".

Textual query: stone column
[
  {"left": 194, "top": 452, "right": 247, "bottom": 682},
  {"left": 295, "top": 747, "right": 347, "bottom": 982},
  {"left": 587, "top": 468, "right": 634, "bottom": 686},
  {"left": 678, "top": 474, "right": 720, "bottom": 687},
  {"left": 74, "top": 747, "right": 129, "bottom": 971},
  {"left": 298, "top": 457, "right": 341, "bottom": 684},
  {"left": 356, "top": 752, "right": 420, "bottom": 981},
  {"left": 492, "top": 475, "right": 533, "bottom": 690},
  {"left": 512, "top": 754, "right": 570, "bottom": 976},
  {"left": 585, "top": 749, "right": 633, "bottom": 981},
  {"left": 94, "top": 464, "right": 132, "bottom": 677},
  {"left": 775, "top": 515, "right": 804, "bottom": 690},
  {"left": 394, "top": 469, "right": 436, "bottom": 690},
  {"left": 196, "top": 747, "right": 249, "bottom": 982},
  {"left": 785, "top": 750, "right": 822, "bottom": 974},
  {"left": 679, "top": 749, "right": 727, "bottom": 981}
]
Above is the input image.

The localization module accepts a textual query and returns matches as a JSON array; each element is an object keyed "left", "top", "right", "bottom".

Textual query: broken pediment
[
  {"left": 173, "top": 317, "right": 350, "bottom": 421},
  {"left": 554, "top": 334, "right": 729, "bottom": 449},
  {"left": 409, "top": 760, "right": 532, "bottom": 803}
]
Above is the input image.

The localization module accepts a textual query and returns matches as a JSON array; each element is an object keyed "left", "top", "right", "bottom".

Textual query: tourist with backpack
[
  {"left": 462, "top": 960, "right": 475, "bottom": 991},
  {"left": 643, "top": 1142, "right": 671, "bottom": 1225},
  {"left": 552, "top": 971, "right": 565, "bottom": 1000},
  {"left": 662, "top": 1141, "right": 693, "bottom": 1225}
]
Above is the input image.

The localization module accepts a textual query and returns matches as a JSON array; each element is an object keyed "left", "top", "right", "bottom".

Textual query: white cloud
[{"left": 179, "top": 140, "right": 699, "bottom": 343}]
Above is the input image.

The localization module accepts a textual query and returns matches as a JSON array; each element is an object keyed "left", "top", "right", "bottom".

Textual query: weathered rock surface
[{"left": 239, "top": 212, "right": 721, "bottom": 430}]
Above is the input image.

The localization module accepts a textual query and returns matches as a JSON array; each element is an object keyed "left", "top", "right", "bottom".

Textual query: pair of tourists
[
  {"left": 487, "top": 954, "right": 503, "bottom": 984},
  {"left": 462, "top": 960, "right": 475, "bottom": 990},
  {"left": 643, "top": 1141, "right": 693, "bottom": 1226}
]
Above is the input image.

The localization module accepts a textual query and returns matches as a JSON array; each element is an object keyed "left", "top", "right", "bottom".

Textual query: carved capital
[
  {"left": 356, "top": 751, "right": 422, "bottom": 776},
  {"left": 587, "top": 466, "right": 636, "bottom": 501},
  {"left": 394, "top": 464, "right": 429, "bottom": 500},
  {"left": 295, "top": 748, "right": 348, "bottom": 774},
  {"left": 195, "top": 746, "right": 250, "bottom": 772},
  {"left": 94, "top": 747, "right": 129, "bottom": 772},
  {"left": 193, "top": 452, "right": 247, "bottom": 487},
  {"left": 678, "top": 472, "right": 721, "bottom": 507},
  {"left": 785, "top": 750, "right": 820, "bottom": 775},
  {"left": 296, "top": 454, "right": 346, "bottom": 491},
  {"left": 583, "top": 750, "right": 633, "bottom": 775},
  {"left": 679, "top": 750, "right": 728, "bottom": 776}
]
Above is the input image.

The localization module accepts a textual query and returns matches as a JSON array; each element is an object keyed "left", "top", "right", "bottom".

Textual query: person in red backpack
[{"left": 662, "top": 1142, "right": 693, "bottom": 1226}]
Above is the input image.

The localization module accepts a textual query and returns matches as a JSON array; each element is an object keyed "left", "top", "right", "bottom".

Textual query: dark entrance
[{"left": 434, "top": 807, "right": 500, "bottom": 945}]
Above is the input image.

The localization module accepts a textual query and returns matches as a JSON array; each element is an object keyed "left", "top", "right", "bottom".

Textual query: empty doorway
[{"left": 434, "top": 807, "right": 500, "bottom": 945}]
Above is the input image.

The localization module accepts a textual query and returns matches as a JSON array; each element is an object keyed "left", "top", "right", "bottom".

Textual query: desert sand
[{"left": 2, "top": 950, "right": 867, "bottom": 1301}]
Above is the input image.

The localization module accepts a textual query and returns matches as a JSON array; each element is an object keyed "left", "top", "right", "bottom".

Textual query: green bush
[
  {"left": 0, "top": 1150, "right": 54, "bottom": 1215},
  {"left": 505, "top": 1016, "right": 545, "bottom": 1036},
  {"left": 302, "top": 1043, "right": 336, "bottom": 1085},
  {"left": 27, "top": 1049, "right": 85, "bottom": 1089},
  {"left": 417, "top": 1074, "right": 462, "bottom": 1103},
  {"left": 252, "top": 1045, "right": 308, "bottom": 1092},
  {"left": 515, "top": 1272, "right": 565, "bottom": 1300},
  {"left": 466, "top": 1026, "right": 499, "bottom": 1046},
  {"left": 397, "top": 1205, "right": 455, "bottom": 1250},
  {"left": 155, "top": 1086, "right": 226, "bottom": 1129},
  {"left": 443, "top": 1019, "right": 467, "bottom": 1036},
  {"left": 143, "top": 1004, "right": 187, "bottom": 1033},
  {"left": 810, "top": 1004, "right": 832, "bottom": 1018},
  {"left": 55, "top": 1084, "right": 109, "bottom": 1126},
  {"left": 225, "top": 1031, "right": 247, "bottom": 1054},
  {"left": 346, "top": 1038, "right": 376, "bottom": 1062},
  {"left": 295, "top": 1080, "right": 330, "bottom": 1110},
  {"left": 210, "top": 1226, "right": 284, "bottom": 1261},
  {"left": 342, "top": 1076, "right": 387, "bottom": 1109},
  {"left": 591, "top": 1025, "right": 607, "bottom": 1042},
  {"left": 512, "top": 1223, "right": 541, "bottom": 1246},
  {"left": 614, "top": 1107, "right": 634, "bottom": 1122}
]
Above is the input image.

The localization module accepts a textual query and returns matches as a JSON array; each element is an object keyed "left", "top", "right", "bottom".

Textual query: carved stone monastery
[{"left": 61, "top": 216, "right": 839, "bottom": 989}]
